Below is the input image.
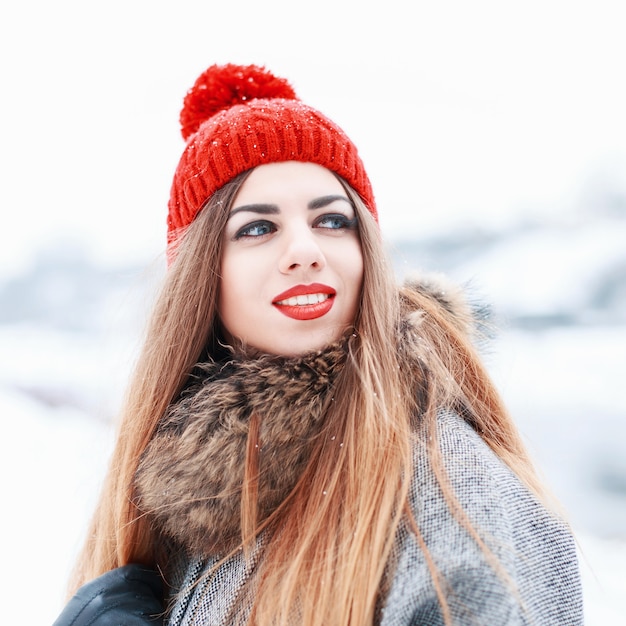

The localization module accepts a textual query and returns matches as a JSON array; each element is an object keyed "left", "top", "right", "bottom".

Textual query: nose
[{"left": 278, "top": 227, "right": 326, "bottom": 274}]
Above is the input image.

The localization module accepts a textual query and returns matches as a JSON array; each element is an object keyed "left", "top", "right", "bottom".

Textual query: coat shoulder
[{"left": 381, "top": 411, "right": 583, "bottom": 625}]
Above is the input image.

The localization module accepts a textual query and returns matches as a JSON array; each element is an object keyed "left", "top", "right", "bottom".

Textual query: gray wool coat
[{"left": 164, "top": 410, "right": 583, "bottom": 626}]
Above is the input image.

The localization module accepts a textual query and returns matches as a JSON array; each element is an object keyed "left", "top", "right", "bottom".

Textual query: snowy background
[{"left": 1, "top": 1, "right": 625, "bottom": 624}]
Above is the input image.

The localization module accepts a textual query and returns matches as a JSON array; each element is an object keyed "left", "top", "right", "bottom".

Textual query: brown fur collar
[
  {"left": 134, "top": 276, "right": 481, "bottom": 557},
  {"left": 135, "top": 339, "right": 349, "bottom": 557}
]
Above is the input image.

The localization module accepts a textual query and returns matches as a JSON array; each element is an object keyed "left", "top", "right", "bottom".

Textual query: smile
[
  {"left": 275, "top": 293, "right": 330, "bottom": 306},
  {"left": 272, "top": 284, "right": 336, "bottom": 321}
]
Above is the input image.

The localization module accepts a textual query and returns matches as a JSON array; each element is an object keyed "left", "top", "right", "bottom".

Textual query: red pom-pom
[{"left": 179, "top": 64, "right": 298, "bottom": 140}]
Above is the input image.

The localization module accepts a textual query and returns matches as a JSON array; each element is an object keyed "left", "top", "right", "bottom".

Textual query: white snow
[
  {"left": 459, "top": 218, "right": 626, "bottom": 320},
  {"left": 0, "top": 387, "right": 112, "bottom": 625}
]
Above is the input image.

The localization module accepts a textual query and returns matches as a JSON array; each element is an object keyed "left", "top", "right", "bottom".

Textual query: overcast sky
[{"left": 2, "top": 0, "right": 625, "bottom": 273}]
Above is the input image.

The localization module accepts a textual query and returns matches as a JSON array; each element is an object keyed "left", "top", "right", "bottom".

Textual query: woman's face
[{"left": 218, "top": 161, "right": 364, "bottom": 356}]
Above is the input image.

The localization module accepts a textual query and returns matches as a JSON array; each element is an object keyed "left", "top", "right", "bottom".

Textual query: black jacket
[{"left": 52, "top": 564, "right": 164, "bottom": 626}]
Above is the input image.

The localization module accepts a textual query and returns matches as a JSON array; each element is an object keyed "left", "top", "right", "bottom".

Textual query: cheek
[{"left": 218, "top": 251, "right": 262, "bottom": 341}]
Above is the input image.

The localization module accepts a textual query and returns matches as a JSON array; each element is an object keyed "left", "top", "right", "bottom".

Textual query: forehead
[{"left": 233, "top": 161, "right": 346, "bottom": 206}]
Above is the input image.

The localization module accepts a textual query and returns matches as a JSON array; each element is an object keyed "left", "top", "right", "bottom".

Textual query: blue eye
[
  {"left": 234, "top": 220, "right": 276, "bottom": 239},
  {"left": 315, "top": 213, "right": 357, "bottom": 230}
]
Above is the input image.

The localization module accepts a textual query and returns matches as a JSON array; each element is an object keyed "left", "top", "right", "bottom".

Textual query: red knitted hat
[{"left": 167, "top": 64, "right": 376, "bottom": 255}]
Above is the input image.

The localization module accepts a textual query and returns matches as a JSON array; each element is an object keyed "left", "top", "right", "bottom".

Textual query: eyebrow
[
  {"left": 228, "top": 194, "right": 352, "bottom": 219},
  {"left": 308, "top": 194, "right": 352, "bottom": 210}
]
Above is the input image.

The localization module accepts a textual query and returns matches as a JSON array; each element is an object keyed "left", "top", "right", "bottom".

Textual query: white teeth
[{"left": 277, "top": 293, "right": 330, "bottom": 306}]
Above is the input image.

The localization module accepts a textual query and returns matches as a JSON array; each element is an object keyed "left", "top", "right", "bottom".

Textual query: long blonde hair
[{"left": 70, "top": 171, "right": 542, "bottom": 625}]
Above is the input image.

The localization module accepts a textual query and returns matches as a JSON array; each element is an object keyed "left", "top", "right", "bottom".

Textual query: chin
[
  {"left": 281, "top": 330, "right": 344, "bottom": 357},
  {"left": 242, "top": 321, "right": 349, "bottom": 357}
]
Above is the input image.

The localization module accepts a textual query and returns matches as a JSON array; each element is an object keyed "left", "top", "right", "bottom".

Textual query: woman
[{"left": 53, "top": 64, "right": 582, "bottom": 625}]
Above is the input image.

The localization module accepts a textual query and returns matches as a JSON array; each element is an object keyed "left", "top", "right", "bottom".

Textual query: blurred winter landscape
[
  {"left": 1, "top": 191, "right": 625, "bottom": 624},
  {"left": 2, "top": 1, "right": 626, "bottom": 624}
]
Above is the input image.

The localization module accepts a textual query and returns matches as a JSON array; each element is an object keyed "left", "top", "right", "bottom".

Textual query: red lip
[
  {"left": 273, "top": 283, "right": 336, "bottom": 302},
  {"left": 273, "top": 283, "right": 336, "bottom": 321}
]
